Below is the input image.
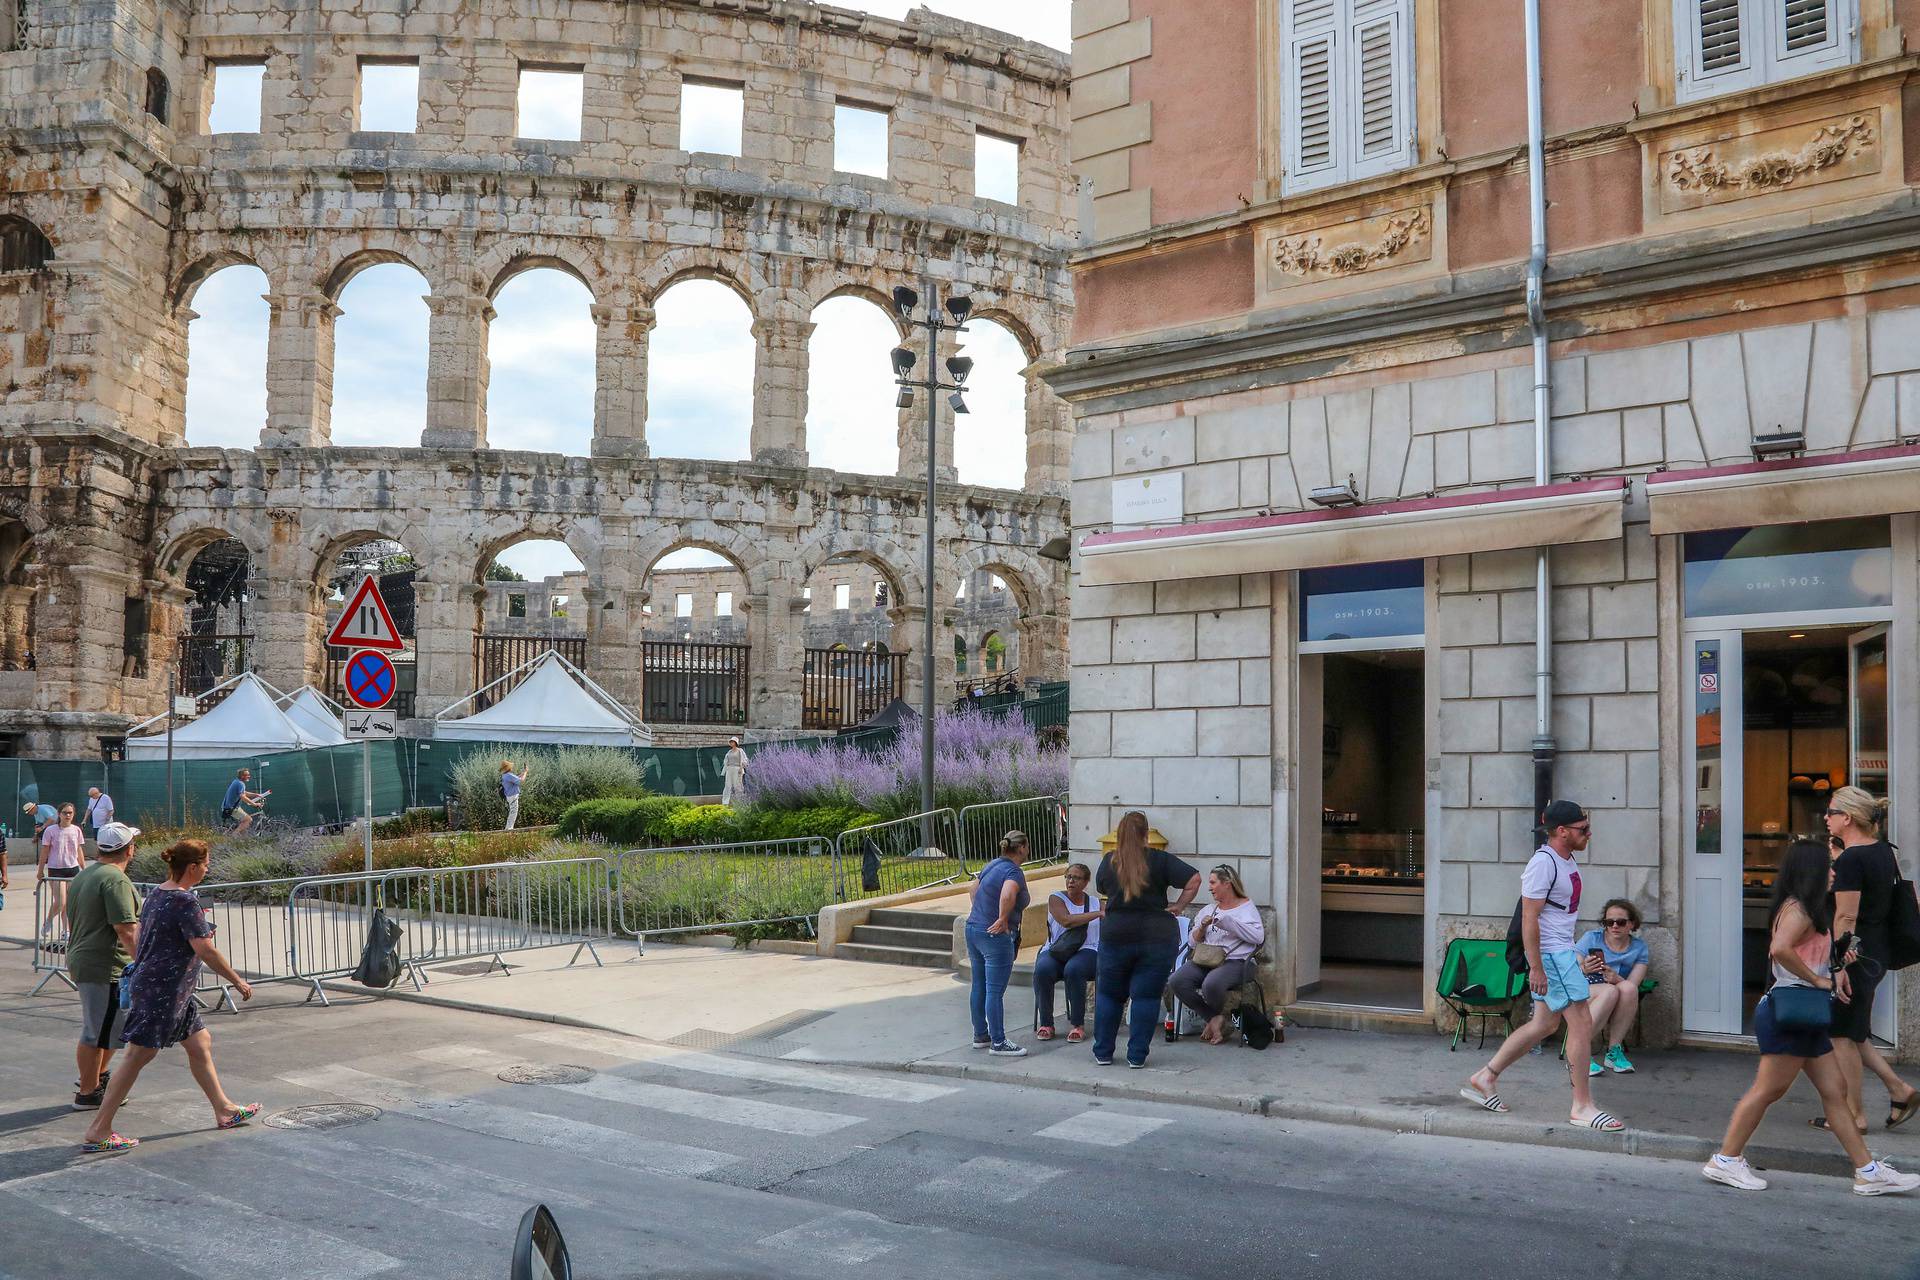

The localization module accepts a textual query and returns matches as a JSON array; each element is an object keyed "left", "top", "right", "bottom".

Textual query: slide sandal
[
  {"left": 1888, "top": 1096, "right": 1919, "bottom": 1130},
  {"left": 1577, "top": 1112, "right": 1625, "bottom": 1132},
  {"left": 81, "top": 1134, "right": 139, "bottom": 1154},
  {"left": 1459, "top": 1086, "right": 1508, "bottom": 1113},
  {"left": 217, "top": 1103, "right": 262, "bottom": 1130}
]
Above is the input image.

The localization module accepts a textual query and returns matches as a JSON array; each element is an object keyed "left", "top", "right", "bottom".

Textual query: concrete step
[
  {"left": 865, "top": 908, "right": 957, "bottom": 932},
  {"left": 848, "top": 924, "right": 953, "bottom": 951},
  {"left": 835, "top": 942, "right": 953, "bottom": 969}
]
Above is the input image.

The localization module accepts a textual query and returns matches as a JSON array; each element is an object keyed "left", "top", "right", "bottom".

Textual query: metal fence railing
[
  {"left": 955, "top": 794, "right": 1069, "bottom": 868},
  {"left": 832, "top": 808, "right": 963, "bottom": 899},
  {"left": 613, "top": 836, "right": 835, "bottom": 949},
  {"left": 380, "top": 856, "right": 615, "bottom": 981}
]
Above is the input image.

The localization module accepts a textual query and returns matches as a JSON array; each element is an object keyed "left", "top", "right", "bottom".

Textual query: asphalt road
[{"left": 2, "top": 978, "right": 1918, "bottom": 1280}]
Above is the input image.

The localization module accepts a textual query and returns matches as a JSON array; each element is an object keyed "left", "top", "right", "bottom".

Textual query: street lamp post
[{"left": 889, "top": 278, "right": 972, "bottom": 841}]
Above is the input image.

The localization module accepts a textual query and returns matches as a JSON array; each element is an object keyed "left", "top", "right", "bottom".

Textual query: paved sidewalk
[{"left": 338, "top": 941, "right": 1920, "bottom": 1179}]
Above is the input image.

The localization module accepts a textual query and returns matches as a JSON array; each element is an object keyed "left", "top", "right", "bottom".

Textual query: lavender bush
[{"left": 743, "top": 705, "right": 1066, "bottom": 818}]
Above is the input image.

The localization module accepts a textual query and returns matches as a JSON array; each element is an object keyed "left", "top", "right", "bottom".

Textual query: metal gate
[
  {"left": 803, "top": 648, "right": 907, "bottom": 729},
  {"left": 473, "top": 634, "right": 587, "bottom": 709},
  {"left": 641, "top": 640, "right": 750, "bottom": 725}
]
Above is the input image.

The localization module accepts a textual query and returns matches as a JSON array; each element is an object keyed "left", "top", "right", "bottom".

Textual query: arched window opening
[
  {"left": 178, "top": 538, "right": 252, "bottom": 695},
  {"left": 144, "top": 68, "right": 171, "bottom": 124},
  {"left": 640, "top": 545, "right": 748, "bottom": 726},
  {"left": 0, "top": 217, "right": 53, "bottom": 273},
  {"left": 332, "top": 262, "right": 430, "bottom": 446},
  {"left": 476, "top": 538, "right": 587, "bottom": 705},
  {"left": 806, "top": 295, "right": 900, "bottom": 476},
  {"left": 953, "top": 317, "right": 1028, "bottom": 489},
  {"left": 647, "top": 280, "right": 753, "bottom": 461},
  {"left": 183, "top": 264, "right": 269, "bottom": 448},
  {"left": 486, "top": 268, "right": 595, "bottom": 455}
]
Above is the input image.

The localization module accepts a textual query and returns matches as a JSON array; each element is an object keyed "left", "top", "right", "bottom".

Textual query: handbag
[
  {"left": 351, "top": 909, "right": 405, "bottom": 989},
  {"left": 1190, "top": 941, "right": 1229, "bottom": 970},
  {"left": 1886, "top": 869, "right": 1920, "bottom": 971},
  {"left": 1046, "top": 925, "right": 1088, "bottom": 964},
  {"left": 1768, "top": 982, "right": 1833, "bottom": 1032}
]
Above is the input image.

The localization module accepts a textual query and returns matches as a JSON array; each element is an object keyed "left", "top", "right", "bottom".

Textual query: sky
[{"left": 182, "top": 2, "right": 1065, "bottom": 584}]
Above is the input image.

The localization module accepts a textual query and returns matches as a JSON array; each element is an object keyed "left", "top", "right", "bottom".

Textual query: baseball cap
[
  {"left": 95, "top": 821, "right": 141, "bottom": 853},
  {"left": 1540, "top": 800, "right": 1587, "bottom": 830}
]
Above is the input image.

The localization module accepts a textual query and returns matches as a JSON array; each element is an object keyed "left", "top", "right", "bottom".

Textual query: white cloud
[
  {"left": 486, "top": 269, "right": 597, "bottom": 455},
  {"left": 517, "top": 68, "right": 583, "bottom": 141},
  {"left": 183, "top": 266, "right": 270, "bottom": 447},
  {"left": 680, "top": 82, "right": 744, "bottom": 155},
  {"left": 359, "top": 62, "right": 419, "bottom": 132},
  {"left": 331, "top": 263, "right": 430, "bottom": 447},
  {"left": 646, "top": 280, "right": 755, "bottom": 462}
]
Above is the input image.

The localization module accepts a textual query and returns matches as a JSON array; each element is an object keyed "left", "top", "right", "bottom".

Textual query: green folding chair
[{"left": 1436, "top": 937, "right": 1528, "bottom": 1051}]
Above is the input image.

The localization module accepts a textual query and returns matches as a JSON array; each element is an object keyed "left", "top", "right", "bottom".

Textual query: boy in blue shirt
[{"left": 1576, "top": 897, "right": 1651, "bottom": 1076}]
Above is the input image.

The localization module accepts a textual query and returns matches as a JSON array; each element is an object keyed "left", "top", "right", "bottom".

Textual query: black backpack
[{"left": 1505, "top": 851, "right": 1566, "bottom": 975}]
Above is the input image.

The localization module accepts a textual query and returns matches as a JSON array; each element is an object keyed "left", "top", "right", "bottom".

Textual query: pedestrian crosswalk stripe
[
  {"left": 755, "top": 1210, "right": 902, "bottom": 1265},
  {"left": 1033, "top": 1110, "right": 1173, "bottom": 1147},
  {"left": 520, "top": 1029, "right": 962, "bottom": 1103},
  {"left": 14, "top": 1161, "right": 400, "bottom": 1280},
  {"left": 409, "top": 1043, "right": 863, "bottom": 1138},
  {"left": 915, "top": 1154, "right": 1064, "bottom": 1204},
  {"left": 282, "top": 1063, "right": 735, "bottom": 1178}
]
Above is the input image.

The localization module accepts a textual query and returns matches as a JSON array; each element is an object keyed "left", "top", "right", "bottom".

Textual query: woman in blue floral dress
[{"left": 81, "top": 838, "right": 259, "bottom": 1153}]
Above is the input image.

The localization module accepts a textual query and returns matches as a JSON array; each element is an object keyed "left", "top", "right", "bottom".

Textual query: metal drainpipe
[{"left": 1524, "top": 0, "right": 1556, "bottom": 827}]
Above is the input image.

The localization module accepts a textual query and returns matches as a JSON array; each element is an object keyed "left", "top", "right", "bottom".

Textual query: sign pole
[{"left": 362, "top": 736, "right": 374, "bottom": 923}]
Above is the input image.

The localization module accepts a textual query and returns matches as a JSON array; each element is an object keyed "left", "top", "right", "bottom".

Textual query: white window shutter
[
  {"left": 1767, "top": 0, "right": 1854, "bottom": 77},
  {"left": 1347, "top": 0, "right": 1413, "bottom": 180},
  {"left": 1283, "top": 0, "right": 1345, "bottom": 193},
  {"left": 1676, "top": 0, "right": 1762, "bottom": 102}
]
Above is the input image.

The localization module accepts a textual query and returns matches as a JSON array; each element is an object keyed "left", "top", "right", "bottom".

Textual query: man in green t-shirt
[{"left": 66, "top": 822, "right": 141, "bottom": 1110}]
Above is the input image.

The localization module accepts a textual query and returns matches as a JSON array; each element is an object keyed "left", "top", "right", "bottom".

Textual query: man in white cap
[{"left": 66, "top": 821, "right": 141, "bottom": 1110}]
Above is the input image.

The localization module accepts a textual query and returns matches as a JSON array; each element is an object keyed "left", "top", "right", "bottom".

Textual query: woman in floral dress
[{"left": 81, "top": 838, "right": 259, "bottom": 1153}]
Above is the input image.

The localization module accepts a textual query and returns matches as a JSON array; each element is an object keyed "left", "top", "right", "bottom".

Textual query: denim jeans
[
  {"left": 1032, "top": 946, "right": 1098, "bottom": 1028},
  {"left": 965, "top": 922, "right": 1017, "bottom": 1045},
  {"left": 1092, "top": 936, "right": 1176, "bottom": 1065}
]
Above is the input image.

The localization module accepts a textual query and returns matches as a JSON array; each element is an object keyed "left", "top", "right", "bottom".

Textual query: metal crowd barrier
[
  {"left": 832, "top": 808, "right": 965, "bottom": 900},
  {"left": 613, "top": 835, "right": 835, "bottom": 952},
  {"left": 955, "top": 794, "right": 1069, "bottom": 869},
  {"left": 284, "top": 871, "right": 431, "bottom": 1004},
  {"left": 380, "top": 856, "right": 614, "bottom": 983}
]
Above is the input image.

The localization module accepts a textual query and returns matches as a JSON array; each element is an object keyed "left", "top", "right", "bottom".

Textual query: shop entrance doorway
[{"left": 1681, "top": 518, "right": 1896, "bottom": 1042}]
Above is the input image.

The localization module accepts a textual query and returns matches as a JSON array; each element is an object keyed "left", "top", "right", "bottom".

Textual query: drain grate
[
  {"left": 498, "top": 1063, "right": 594, "bottom": 1086},
  {"left": 265, "top": 1103, "right": 383, "bottom": 1131}
]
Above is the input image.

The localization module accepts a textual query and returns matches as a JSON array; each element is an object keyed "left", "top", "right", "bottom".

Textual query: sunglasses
[
  {"left": 1823, "top": 808, "right": 1846, "bottom": 818},
  {"left": 1603, "top": 918, "right": 1633, "bottom": 927}
]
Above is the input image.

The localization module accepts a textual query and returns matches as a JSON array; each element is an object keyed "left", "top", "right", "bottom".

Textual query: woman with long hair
[
  {"left": 1820, "top": 787, "right": 1919, "bottom": 1132},
  {"left": 1702, "top": 839, "right": 1917, "bottom": 1195},
  {"left": 1091, "top": 811, "right": 1201, "bottom": 1068},
  {"left": 80, "top": 839, "right": 259, "bottom": 1154}
]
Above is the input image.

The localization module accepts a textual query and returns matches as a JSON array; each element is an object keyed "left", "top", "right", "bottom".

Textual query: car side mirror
[{"left": 510, "top": 1204, "right": 570, "bottom": 1280}]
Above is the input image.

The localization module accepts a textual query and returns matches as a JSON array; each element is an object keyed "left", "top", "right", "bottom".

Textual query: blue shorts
[
  {"left": 1754, "top": 992, "right": 1833, "bottom": 1058},
  {"left": 1532, "top": 949, "right": 1591, "bottom": 1012}
]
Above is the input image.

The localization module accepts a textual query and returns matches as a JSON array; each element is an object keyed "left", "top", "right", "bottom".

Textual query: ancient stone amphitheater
[{"left": 0, "top": 0, "right": 1074, "bottom": 754}]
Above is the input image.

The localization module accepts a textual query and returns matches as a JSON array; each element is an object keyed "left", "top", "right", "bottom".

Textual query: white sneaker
[
  {"left": 1702, "top": 1155, "right": 1767, "bottom": 1191},
  {"left": 1853, "top": 1159, "right": 1920, "bottom": 1196}
]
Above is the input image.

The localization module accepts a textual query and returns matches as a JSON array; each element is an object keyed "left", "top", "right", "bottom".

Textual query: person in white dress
[{"left": 721, "top": 738, "right": 748, "bottom": 807}]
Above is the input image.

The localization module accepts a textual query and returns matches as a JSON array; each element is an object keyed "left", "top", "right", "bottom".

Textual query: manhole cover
[
  {"left": 498, "top": 1063, "right": 594, "bottom": 1086},
  {"left": 265, "top": 1103, "right": 383, "bottom": 1131},
  {"left": 434, "top": 961, "right": 500, "bottom": 977}
]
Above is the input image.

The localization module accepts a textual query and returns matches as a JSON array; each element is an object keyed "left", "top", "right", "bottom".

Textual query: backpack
[
  {"left": 351, "top": 909, "right": 405, "bottom": 989},
  {"left": 1504, "top": 850, "right": 1566, "bottom": 975}
]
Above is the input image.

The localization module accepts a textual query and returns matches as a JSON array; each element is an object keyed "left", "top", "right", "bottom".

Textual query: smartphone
[{"left": 1586, "top": 948, "right": 1605, "bottom": 974}]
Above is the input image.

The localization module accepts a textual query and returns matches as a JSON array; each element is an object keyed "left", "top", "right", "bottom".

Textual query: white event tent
[
  {"left": 433, "top": 651, "right": 653, "bottom": 747},
  {"left": 278, "top": 685, "right": 351, "bottom": 748},
  {"left": 123, "top": 673, "right": 340, "bottom": 759}
]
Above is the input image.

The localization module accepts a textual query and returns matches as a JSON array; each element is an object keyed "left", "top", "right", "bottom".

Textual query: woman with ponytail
[
  {"left": 1091, "top": 811, "right": 1201, "bottom": 1069},
  {"left": 1822, "top": 788, "right": 1919, "bottom": 1132}
]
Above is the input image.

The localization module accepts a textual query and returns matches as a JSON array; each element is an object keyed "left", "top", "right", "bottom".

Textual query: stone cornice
[{"left": 1044, "top": 195, "right": 1920, "bottom": 412}]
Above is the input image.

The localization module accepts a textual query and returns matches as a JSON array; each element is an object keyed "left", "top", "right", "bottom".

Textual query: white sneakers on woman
[
  {"left": 1701, "top": 1155, "right": 1766, "bottom": 1191},
  {"left": 1703, "top": 1153, "right": 1920, "bottom": 1195}
]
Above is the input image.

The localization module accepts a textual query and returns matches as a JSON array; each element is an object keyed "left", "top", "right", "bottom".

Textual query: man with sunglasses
[{"left": 1462, "top": 799, "right": 1625, "bottom": 1132}]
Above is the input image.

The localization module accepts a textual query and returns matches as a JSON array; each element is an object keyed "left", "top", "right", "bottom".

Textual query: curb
[{"left": 333, "top": 984, "right": 1856, "bottom": 1181}]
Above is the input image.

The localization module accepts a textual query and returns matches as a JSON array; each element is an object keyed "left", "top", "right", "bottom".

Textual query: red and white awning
[
  {"left": 1646, "top": 444, "right": 1920, "bottom": 535},
  {"left": 1078, "top": 477, "right": 1628, "bottom": 586}
]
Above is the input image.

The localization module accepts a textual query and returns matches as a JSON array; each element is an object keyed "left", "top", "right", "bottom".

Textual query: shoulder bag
[
  {"left": 1045, "top": 891, "right": 1088, "bottom": 963},
  {"left": 1768, "top": 982, "right": 1833, "bottom": 1032},
  {"left": 1885, "top": 863, "right": 1920, "bottom": 971}
]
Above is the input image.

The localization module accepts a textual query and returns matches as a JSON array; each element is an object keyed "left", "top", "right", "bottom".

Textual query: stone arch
[
  {"left": 479, "top": 244, "right": 602, "bottom": 302},
  {"left": 633, "top": 524, "right": 765, "bottom": 595},
  {"left": 966, "top": 304, "right": 1046, "bottom": 364},
  {"left": 470, "top": 519, "right": 602, "bottom": 585},
  {"left": 305, "top": 520, "right": 425, "bottom": 589},
  {"left": 152, "top": 519, "right": 268, "bottom": 584},
  {"left": 0, "top": 216, "right": 54, "bottom": 273},
  {"left": 170, "top": 249, "right": 267, "bottom": 310},
  {"left": 944, "top": 544, "right": 1051, "bottom": 616},
  {"left": 318, "top": 241, "right": 434, "bottom": 301},
  {"left": 809, "top": 280, "right": 912, "bottom": 340},
  {"left": 793, "top": 529, "right": 923, "bottom": 610},
  {"left": 639, "top": 249, "right": 757, "bottom": 308}
]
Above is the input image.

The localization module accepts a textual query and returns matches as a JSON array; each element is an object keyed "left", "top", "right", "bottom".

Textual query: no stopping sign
[{"left": 344, "top": 649, "right": 397, "bottom": 710}]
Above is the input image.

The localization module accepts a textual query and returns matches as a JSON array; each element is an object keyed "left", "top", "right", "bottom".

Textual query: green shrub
[
  {"left": 661, "top": 804, "right": 742, "bottom": 846},
  {"left": 555, "top": 796, "right": 692, "bottom": 845},
  {"left": 373, "top": 807, "right": 447, "bottom": 839},
  {"left": 736, "top": 804, "right": 884, "bottom": 843},
  {"left": 450, "top": 746, "right": 648, "bottom": 829}
]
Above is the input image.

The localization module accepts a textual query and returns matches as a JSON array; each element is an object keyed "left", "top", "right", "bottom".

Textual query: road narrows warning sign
[{"left": 326, "top": 575, "right": 406, "bottom": 651}]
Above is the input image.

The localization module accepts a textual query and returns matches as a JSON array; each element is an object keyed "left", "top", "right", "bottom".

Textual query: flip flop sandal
[
  {"left": 81, "top": 1134, "right": 138, "bottom": 1154},
  {"left": 1888, "top": 1096, "right": 1920, "bottom": 1130},
  {"left": 1809, "top": 1116, "right": 1868, "bottom": 1133},
  {"left": 1065, "top": 1028, "right": 1085, "bottom": 1043},
  {"left": 217, "top": 1103, "right": 262, "bottom": 1130},
  {"left": 1459, "top": 1086, "right": 1509, "bottom": 1113},
  {"left": 1578, "top": 1112, "right": 1625, "bottom": 1132},
  {"left": 1035, "top": 1027, "right": 1055, "bottom": 1041}
]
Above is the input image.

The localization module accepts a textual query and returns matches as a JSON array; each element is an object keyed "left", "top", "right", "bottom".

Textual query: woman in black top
[
  {"left": 1823, "top": 788, "right": 1919, "bottom": 1132},
  {"left": 1090, "top": 811, "right": 1201, "bottom": 1068}
]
